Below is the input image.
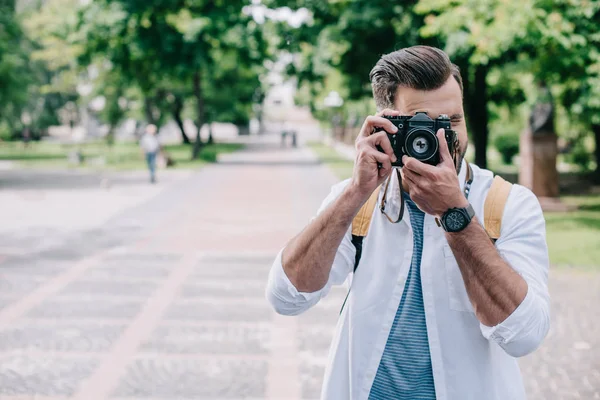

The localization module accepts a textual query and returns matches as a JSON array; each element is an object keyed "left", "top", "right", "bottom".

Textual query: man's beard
[{"left": 454, "top": 145, "right": 467, "bottom": 175}]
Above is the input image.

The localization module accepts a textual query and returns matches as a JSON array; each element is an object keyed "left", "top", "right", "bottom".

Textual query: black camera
[{"left": 375, "top": 112, "right": 458, "bottom": 167}]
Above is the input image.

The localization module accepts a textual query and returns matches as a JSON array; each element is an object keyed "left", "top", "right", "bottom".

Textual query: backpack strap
[
  {"left": 352, "top": 185, "right": 381, "bottom": 237},
  {"left": 484, "top": 176, "right": 512, "bottom": 241},
  {"left": 348, "top": 185, "right": 381, "bottom": 273}
]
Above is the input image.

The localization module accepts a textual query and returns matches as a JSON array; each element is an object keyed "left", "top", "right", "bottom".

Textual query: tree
[
  {"left": 0, "top": 0, "right": 32, "bottom": 139},
  {"left": 77, "top": 0, "right": 270, "bottom": 158},
  {"left": 416, "top": 0, "right": 600, "bottom": 174},
  {"left": 268, "top": 1, "right": 426, "bottom": 106},
  {"left": 20, "top": 0, "right": 83, "bottom": 138}
]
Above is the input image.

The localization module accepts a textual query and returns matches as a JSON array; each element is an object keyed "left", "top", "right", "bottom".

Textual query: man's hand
[
  {"left": 351, "top": 109, "right": 399, "bottom": 200},
  {"left": 401, "top": 128, "right": 467, "bottom": 217}
]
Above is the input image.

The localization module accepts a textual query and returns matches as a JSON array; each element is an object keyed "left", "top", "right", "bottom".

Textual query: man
[
  {"left": 266, "top": 46, "right": 550, "bottom": 400},
  {"left": 140, "top": 124, "right": 160, "bottom": 183}
]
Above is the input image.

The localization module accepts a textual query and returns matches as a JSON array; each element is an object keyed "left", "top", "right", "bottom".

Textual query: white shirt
[
  {"left": 266, "top": 161, "right": 550, "bottom": 400},
  {"left": 140, "top": 134, "right": 160, "bottom": 153}
]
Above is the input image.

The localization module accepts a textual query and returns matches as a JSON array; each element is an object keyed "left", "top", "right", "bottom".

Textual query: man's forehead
[{"left": 393, "top": 77, "right": 463, "bottom": 118}]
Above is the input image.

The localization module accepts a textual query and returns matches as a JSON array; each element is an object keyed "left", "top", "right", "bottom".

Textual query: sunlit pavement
[{"left": 0, "top": 135, "right": 598, "bottom": 399}]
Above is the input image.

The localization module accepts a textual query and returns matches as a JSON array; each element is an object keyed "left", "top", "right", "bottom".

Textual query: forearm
[
  {"left": 282, "top": 184, "right": 367, "bottom": 292},
  {"left": 446, "top": 217, "right": 528, "bottom": 326}
]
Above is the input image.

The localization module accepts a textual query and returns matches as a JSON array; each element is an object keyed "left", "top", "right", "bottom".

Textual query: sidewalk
[{"left": 0, "top": 136, "right": 345, "bottom": 400}]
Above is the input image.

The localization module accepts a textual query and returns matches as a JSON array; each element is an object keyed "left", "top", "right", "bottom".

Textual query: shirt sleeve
[
  {"left": 479, "top": 184, "right": 551, "bottom": 357},
  {"left": 265, "top": 180, "right": 356, "bottom": 316}
]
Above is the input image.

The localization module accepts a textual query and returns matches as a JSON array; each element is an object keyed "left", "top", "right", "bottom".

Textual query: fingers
[
  {"left": 359, "top": 148, "right": 392, "bottom": 179},
  {"left": 364, "top": 132, "right": 396, "bottom": 162},
  {"left": 358, "top": 115, "right": 399, "bottom": 139},
  {"left": 436, "top": 128, "right": 454, "bottom": 168},
  {"left": 402, "top": 155, "right": 436, "bottom": 177},
  {"left": 375, "top": 108, "right": 401, "bottom": 117},
  {"left": 368, "top": 148, "right": 392, "bottom": 171},
  {"left": 402, "top": 168, "right": 418, "bottom": 188}
]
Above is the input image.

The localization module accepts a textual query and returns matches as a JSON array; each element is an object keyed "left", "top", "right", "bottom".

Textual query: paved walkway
[{"left": 0, "top": 135, "right": 598, "bottom": 399}]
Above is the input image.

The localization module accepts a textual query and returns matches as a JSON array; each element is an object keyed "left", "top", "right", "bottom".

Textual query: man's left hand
[{"left": 401, "top": 128, "right": 468, "bottom": 217}]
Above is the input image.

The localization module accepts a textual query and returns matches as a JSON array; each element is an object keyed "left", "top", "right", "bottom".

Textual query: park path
[{"left": 0, "top": 135, "right": 598, "bottom": 399}]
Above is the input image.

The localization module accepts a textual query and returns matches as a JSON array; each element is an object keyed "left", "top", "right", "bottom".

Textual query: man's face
[{"left": 393, "top": 76, "right": 467, "bottom": 172}]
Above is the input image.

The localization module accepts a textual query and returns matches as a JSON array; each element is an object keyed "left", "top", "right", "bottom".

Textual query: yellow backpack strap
[
  {"left": 484, "top": 176, "right": 512, "bottom": 241},
  {"left": 352, "top": 185, "right": 381, "bottom": 237}
]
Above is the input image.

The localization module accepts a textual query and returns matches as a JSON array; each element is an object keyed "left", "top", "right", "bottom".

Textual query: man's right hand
[{"left": 351, "top": 109, "right": 400, "bottom": 199}]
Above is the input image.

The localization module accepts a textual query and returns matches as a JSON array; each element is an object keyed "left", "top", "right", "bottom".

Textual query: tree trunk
[
  {"left": 593, "top": 123, "right": 600, "bottom": 182},
  {"left": 106, "top": 125, "right": 115, "bottom": 146},
  {"left": 208, "top": 123, "right": 214, "bottom": 145},
  {"left": 144, "top": 97, "right": 153, "bottom": 125},
  {"left": 172, "top": 95, "right": 191, "bottom": 145},
  {"left": 462, "top": 64, "right": 490, "bottom": 169},
  {"left": 192, "top": 68, "right": 205, "bottom": 159}
]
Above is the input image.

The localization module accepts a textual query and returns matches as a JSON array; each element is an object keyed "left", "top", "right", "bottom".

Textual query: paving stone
[
  {"left": 299, "top": 359, "right": 327, "bottom": 400},
  {"left": 0, "top": 258, "right": 71, "bottom": 276},
  {"left": 519, "top": 269, "right": 600, "bottom": 400},
  {"left": 164, "top": 300, "right": 272, "bottom": 322},
  {"left": 83, "top": 264, "right": 172, "bottom": 280},
  {"left": 141, "top": 324, "right": 270, "bottom": 354},
  {"left": 298, "top": 326, "right": 335, "bottom": 354},
  {"left": 200, "top": 255, "right": 278, "bottom": 265},
  {"left": 0, "top": 296, "right": 16, "bottom": 311},
  {"left": 0, "top": 354, "right": 98, "bottom": 396},
  {"left": 112, "top": 358, "right": 267, "bottom": 398},
  {"left": 57, "top": 279, "right": 159, "bottom": 298},
  {"left": 0, "top": 322, "right": 126, "bottom": 352},
  {"left": 104, "top": 253, "right": 182, "bottom": 263},
  {"left": 0, "top": 274, "right": 50, "bottom": 297},
  {"left": 179, "top": 280, "right": 265, "bottom": 299},
  {"left": 27, "top": 299, "right": 144, "bottom": 320},
  {"left": 297, "top": 302, "right": 342, "bottom": 325},
  {"left": 192, "top": 262, "right": 272, "bottom": 280}
]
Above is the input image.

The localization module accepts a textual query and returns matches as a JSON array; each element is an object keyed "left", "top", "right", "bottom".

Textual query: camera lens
[
  {"left": 412, "top": 136, "right": 430, "bottom": 155},
  {"left": 405, "top": 128, "right": 438, "bottom": 163}
]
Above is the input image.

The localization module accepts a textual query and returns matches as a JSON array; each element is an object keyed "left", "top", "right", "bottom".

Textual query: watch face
[{"left": 445, "top": 210, "right": 467, "bottom": 232}]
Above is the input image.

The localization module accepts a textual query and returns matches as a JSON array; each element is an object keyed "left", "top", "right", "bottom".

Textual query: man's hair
[{"left": 369, "top": 46, "right": 463, "bottom": 110}]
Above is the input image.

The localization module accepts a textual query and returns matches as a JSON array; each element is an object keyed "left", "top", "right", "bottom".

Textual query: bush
[
  {"left": 199, "top": 146, "right": 218, "bottom": 162},
  {"left": 494, "top": 134, "right": 520, "bottom": 165},
  {"left": 567, "top": 138, "right": 592, "bottom": 172}
]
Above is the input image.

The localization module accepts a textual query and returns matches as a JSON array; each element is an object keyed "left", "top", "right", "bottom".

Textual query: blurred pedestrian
[{"left": 140, "top": 124, "right": 160, "bottom": 183}]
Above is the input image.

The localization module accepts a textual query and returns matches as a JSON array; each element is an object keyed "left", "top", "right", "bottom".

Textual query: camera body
[{"left": 376, "top": 112, "right": 458, "bottom": 167}]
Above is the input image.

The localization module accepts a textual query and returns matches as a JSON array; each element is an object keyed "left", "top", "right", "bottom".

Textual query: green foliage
[
  {"left": 493, "top": 133, "right": 520, "bottom": 165},
  {"left": 75, "top": 0, "right": 271, "bottom": 148},
  {"left": 565, "top": 133, "right": 594, "bottom": 172},
  {"left": 0, "top": 4, "right": 32, "bottom": 135}
]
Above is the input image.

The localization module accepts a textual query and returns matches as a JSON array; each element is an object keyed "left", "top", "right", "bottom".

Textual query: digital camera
[{"left": 376, "top": 112, "right": 458, "bottom": 167}]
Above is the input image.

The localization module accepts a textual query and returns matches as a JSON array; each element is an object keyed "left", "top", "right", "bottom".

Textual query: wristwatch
[{"left": 440, "top": 203, "right": 475, "bottom": 233}]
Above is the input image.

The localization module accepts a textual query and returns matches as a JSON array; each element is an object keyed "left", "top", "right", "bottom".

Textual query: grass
[
  {"left": 545, "top": 195, "right": 600, "bottom": 268},
  {"left": 308, "top": 142, "right": 354, "bottom": 180},
  {"left": 0, "top": 140, "right": 244, "bottom": 171},
  {"left": 308, "top": 140, "right": 600, "bottom": 268}
]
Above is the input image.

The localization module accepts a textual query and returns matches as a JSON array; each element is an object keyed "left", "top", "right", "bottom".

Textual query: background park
[{"left": 0, "top": 0, "right": 599, "bottom": 399}]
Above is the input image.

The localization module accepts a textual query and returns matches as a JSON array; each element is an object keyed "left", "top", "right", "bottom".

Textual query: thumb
[{"left": 437, "top": 128, "right": 454, "bottom": 168}]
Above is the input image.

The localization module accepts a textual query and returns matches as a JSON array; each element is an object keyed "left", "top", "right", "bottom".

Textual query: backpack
[{"left": 350, "top": 169, "right": 513, "bottom": 273}]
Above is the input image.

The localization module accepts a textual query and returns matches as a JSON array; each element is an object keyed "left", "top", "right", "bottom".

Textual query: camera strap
[
  {"left": 379, "top": 162, "right": 473, "bottom": 223},
  {"left": 379, "top": 169, "right": 404, "bottom": 223},
  {"left": 463, "top": 161, "right": 474, "bottom": 199}
]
